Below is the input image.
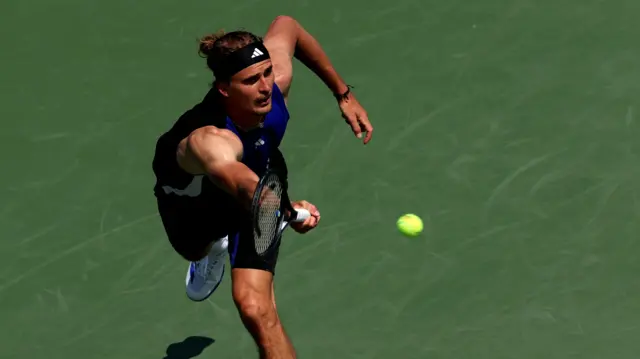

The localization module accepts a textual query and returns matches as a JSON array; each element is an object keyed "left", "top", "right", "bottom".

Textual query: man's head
[{"left": 199, "top": 30, "right": 274, "bottom": 123}]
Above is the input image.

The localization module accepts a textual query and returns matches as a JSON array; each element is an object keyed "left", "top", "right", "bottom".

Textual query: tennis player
[{"left": 152, "top": 15, "right": 372, "bottom": 358}]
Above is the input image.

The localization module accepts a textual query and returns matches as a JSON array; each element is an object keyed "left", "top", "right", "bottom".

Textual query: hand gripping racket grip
[
  {"left": 279, "top": 208, "right": 311, "bottom": 231},
  {"left": 291, "top": 208, "right": 311, "bottom": 223}
]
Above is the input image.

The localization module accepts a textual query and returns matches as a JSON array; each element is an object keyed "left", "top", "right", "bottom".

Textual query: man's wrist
[{"left": 333, "top": 84, "right": 353, "bottom": 103}]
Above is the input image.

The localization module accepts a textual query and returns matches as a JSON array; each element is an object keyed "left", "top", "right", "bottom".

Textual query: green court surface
[{"left": 2, "top": 0, "right": 640, "bottom": 358}]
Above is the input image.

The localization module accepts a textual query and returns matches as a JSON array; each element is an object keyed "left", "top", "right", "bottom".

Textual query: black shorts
[{"left": 157, "top": 197, "right": 281, "bottom": 274}]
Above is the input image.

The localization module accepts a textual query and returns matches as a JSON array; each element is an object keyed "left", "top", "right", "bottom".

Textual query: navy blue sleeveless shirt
[{"left": 152, "top": 83, "right": 290, "bottom": 211}]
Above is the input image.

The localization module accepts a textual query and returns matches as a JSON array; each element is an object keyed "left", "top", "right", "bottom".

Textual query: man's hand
[
  {"left": 290, "top": 200, "right": 320, "bottom": 234},
  {"left": 339, "top": 92, "right": 373, "bottom": 144}
]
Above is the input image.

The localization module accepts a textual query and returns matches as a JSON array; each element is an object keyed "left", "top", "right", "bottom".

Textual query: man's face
[{"left": 218, "top": 60, "right": 275, "bottom": 118}]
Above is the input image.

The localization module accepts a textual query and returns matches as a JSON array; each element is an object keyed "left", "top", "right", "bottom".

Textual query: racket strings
[{"left": 254, "top": 175, "right": 284, "bottom": 254}]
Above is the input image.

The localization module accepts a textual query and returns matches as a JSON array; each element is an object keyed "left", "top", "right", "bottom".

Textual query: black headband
[{"left": 212, "top": 42, "right": 271, "bottom": 80}]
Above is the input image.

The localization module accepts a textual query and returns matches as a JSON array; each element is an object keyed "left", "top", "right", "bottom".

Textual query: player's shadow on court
[{"left": 163, "top": 336, "right": 215, "bottom": 359}]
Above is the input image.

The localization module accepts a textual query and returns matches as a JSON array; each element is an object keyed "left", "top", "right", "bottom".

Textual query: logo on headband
[
  {"left": 251, "top": 48, "right": 264, "bottom": 59},
  {"left": 213, "top": 42, "right": 271, "bottom": 79}
]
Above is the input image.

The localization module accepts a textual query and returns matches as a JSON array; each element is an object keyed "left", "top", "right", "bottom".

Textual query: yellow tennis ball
[{"left": 397, "top": 214, "right": 423, "bottom": 237}]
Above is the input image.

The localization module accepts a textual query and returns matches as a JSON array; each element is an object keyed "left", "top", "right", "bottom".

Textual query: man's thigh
[
  {"left": 229, "top": 225, "right": 279, "bottom": 316},
  {"left": 157, "top": 198, "right": 230, "bottom": 261},
  {"left": 228, "top": 218, "right": 282, "bottom": 275}
]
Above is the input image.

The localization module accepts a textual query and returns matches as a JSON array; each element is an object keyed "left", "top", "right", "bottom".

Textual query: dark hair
[{"left": 198, "top": 30, "right": 262, "bottom": 81}]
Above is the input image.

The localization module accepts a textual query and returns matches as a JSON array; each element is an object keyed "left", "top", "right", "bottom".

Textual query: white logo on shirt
[{"left": 162, "top": 175, "right": 203, "bottom": 197}]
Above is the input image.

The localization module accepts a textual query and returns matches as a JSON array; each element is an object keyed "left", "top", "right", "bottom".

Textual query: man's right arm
[{"left": 176, "top": 126, "right": 259, "bottom": 209}]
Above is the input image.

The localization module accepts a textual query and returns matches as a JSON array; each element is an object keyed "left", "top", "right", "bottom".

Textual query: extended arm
[
  {"left": 177, "top": 126, "right": 259, "bottom": 209},
  {"left": 263, "top": 15, "right": 373, "bottom": 144},
  {"left": 263, "top": 15, "right": 348, "bottom": 98}
]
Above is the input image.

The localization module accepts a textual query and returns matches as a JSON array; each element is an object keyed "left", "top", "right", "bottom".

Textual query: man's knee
[
  {"left": 231, "top": 269, "right": 279, "bottom": 329},
  {"left": 234, "top": 290, "right": 279, "bottom": 329},
  {"left": 231, "top": 269, "right": 296, "bottom": 357}
]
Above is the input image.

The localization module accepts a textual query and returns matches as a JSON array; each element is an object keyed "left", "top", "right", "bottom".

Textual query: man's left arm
[{"left": 263, "top": 15, "right": 373, "bottom": 144}]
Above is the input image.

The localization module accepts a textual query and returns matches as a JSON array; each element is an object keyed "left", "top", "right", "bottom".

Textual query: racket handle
[
  {"left": 292, "top": 208, "right": 311, "bottom": 223},
  {"left": 279, "top": 208, "right": 311, "bottom": 232}
]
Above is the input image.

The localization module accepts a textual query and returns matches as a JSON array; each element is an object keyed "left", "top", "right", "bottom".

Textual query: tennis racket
[{"left": 250, "top": 168, "right": 311, "bottom": 257}]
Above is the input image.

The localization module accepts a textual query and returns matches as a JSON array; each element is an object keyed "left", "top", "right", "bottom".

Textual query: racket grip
[
  {"left": 278, "top": 208, "right": 311, "bottom": 232},
  {"left": 292, "top": 208, "right": 311, "bottom": 223}
]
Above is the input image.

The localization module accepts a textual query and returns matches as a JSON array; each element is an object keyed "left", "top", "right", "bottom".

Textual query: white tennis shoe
[{"left": 185, "top": 237, "right": 228, "bottom": 302}]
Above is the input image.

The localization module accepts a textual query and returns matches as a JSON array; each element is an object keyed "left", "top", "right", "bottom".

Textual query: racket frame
[{"left": 250, "top": 168, "right": 301, "bottom": 257}]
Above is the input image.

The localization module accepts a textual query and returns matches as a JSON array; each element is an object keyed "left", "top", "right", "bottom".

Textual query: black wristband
[{"left": 334, "top": 85, "right": 354, "bottom": 102}]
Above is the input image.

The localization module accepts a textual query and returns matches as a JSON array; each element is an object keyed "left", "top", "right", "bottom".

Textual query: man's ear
[{"left": 215, "top": 80, "right": 230, "bottom": 97}]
